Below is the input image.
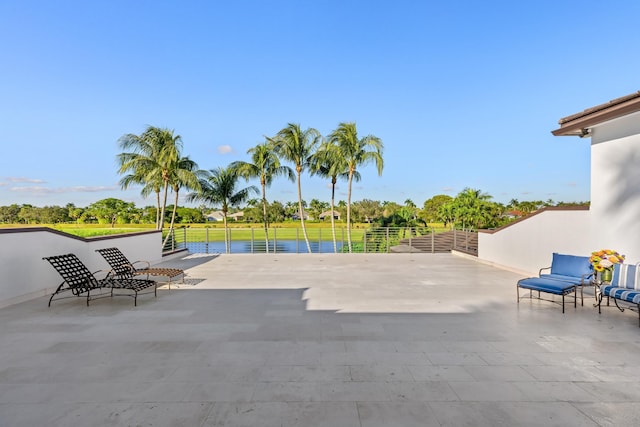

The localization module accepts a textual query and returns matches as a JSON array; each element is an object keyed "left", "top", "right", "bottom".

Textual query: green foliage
[
  {"left": 85, "top": 198, "right": 136, "bottom": 228},
  {"left": 421, "top": 195, "right": 453, "bottom": 223}
]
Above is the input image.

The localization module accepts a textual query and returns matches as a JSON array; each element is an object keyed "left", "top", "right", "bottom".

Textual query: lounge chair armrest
[
  {"left": 132, "top": 260, "right": 151, "bottom": 269},
  {"left": 92, "top": 269, "right": 113, "bottom": 279},
  {"left": 538, "top": 266, "right": 551, "bottom": 276}
]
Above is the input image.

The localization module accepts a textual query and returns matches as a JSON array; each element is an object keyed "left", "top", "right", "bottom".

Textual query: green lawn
[{"left": 1, "top": 222, "right": 447, "bottom": 241}]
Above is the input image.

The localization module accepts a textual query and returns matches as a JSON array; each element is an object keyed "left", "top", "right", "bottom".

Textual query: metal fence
[{"left": 162, "top": 226, "right": 459, "bottom": 254}]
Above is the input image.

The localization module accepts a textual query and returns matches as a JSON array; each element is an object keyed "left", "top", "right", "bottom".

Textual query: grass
[{"left": 1, "top": 221, "right": 448, "bottom": 241}]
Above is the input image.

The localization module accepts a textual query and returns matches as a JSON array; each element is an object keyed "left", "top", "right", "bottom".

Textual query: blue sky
[{"left": 1, "top": 1, "right": 639, "bottom": 209}]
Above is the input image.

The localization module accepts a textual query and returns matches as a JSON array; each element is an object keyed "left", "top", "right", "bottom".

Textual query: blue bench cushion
[
  {"left": 610, "top": 263, "right": 640, "bottom": 289},
  {"left": 550, "top": 253, "right": 592, "bottom": 278},
  {"left": 601, "top": 285, "right": 640, "bottom": 304},
  {"left": 518, "top": 278, "right": 576, "bottom": 295},
  {"left": 540, "top": 273, "right": 590, "bottom": 284}
]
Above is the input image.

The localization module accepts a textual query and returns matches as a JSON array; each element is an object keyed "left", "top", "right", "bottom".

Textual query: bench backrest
[
  {"left": 550, "top": 253, "right": 592, "bottom": 278},
  {"left": 611, "top": 263, "right": 640, "bottom": 290}
]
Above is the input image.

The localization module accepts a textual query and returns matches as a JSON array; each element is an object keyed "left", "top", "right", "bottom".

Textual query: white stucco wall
[
  {"left": 0, "top": 229, "right": 163, "bottom": 308},
  {"left": 589, "top": 111, "right": 640, "bottom": 262},
  {"left": 478, "top": 209, "right": 591, "bottom": 276}
]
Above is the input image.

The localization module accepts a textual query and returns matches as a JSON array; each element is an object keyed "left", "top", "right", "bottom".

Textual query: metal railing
[
  {"left": 162, "top": 226, "right": 441, "bottom": 254},
  {"left": 452, "top": 227, "right": 478, "bottom": 254}
]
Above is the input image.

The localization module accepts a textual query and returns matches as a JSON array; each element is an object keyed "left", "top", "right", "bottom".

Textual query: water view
[{"left": 187, "top": 240, "right": 344, "bottom": 254}]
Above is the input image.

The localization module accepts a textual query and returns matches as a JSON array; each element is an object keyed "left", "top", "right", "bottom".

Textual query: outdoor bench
[
  {"left": 517, "top": 277, "right": 577, "bottom": 313},
  {"left": 598, "top": 262, "right": 640, "bottom": 327},
  {"left": 517, "top": 252, "right": 593, "bottom": 312}
]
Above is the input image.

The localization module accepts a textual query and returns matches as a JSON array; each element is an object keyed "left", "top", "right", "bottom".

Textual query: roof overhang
[{"left": 552, "top": 91, "right": 640, "bottom": 137}]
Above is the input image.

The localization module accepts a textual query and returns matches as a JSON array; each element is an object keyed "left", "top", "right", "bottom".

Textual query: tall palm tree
[
  {"left": 186, "top": 166, "right": 258, "bottom": 253},
  {"left": 230, "top": 140, "right": 294, "bottom": 253},
  {"left": 328, "top": 122, "right": 383, "bottom": 253},
  {"left": 118, "top": 126, "right": 183, "bottom": 230},
  {"left": 271, "top": 123, "right": 321, "bottom": 253},
  {"left": 163, "top": 155, "right": 202, "bottom": 247},
  {"left": 311, "top": 139, "right": 351, "bottom": 253}
]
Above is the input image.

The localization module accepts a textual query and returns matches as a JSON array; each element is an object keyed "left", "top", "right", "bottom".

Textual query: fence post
[
  {"left": 453, "top": 228, "right": 457, "bottom": 251},
  {"left": 296, "top": 228, "right": 299, "bottom": 254},
  {"left": 274, "top": 228, "right": 277, "bottom": 254},
  {"left": 318, "top": 228, "right": 321, "bottom": 254},
  {"left": 409, "top": 227, "right": 412, "bottom": 252},
  {"left": 431, "top": 227, "right": 434, "bottom": 253},
  {"left": 363, "top": 230, "right": 367, "bottom": 253},
  {"left": 386, "top": 227, "right": 390, "bottom": 253},
  {"left": 251, "top": 228, "right": 254, "bottom": 254}
]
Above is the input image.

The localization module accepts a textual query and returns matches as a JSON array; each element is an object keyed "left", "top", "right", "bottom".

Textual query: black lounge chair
[
  {"left": 95, "top": 247, "right": 185, "bottom": 288},
  {"left": 43, "top": 253, "right": 157, "bottom": 306}
]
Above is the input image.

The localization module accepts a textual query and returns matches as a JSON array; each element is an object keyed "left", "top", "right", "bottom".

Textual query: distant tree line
[
  {"left": 0, "top": 200, "right": 205, "bottom": 226},
  {"left": 0, "top": 192, "right": 588, "bottom": 229}
]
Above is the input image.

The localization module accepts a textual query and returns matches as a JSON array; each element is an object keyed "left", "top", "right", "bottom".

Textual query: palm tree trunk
[
  {"left": 223, "top": 213, "right": 229, "bottom": 254},
  {"left": 159, "top": 181, "right": 169, "bottom": 231},
  {"left": 155, "top": 191, "right": 161, "bottom": 229},
  {"left": 346, "top": 172, "right": 354, "bottom": 253},
  {"left": 162, "top": 189, "right": 180, "bottom": 248},
  {"left": 297, "top": 172, "right": 312, "bottom": 253},
  {"left": 261, "top": 183, "right": 269, "bottom": 254},
  {"left": 330, "top": 179, "right": 337, "bottom": 253}
]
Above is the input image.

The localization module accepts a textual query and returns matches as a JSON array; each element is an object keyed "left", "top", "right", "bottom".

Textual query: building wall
[
  {"left": 478, "top": 209, "right": 591, "bottom": 276},
  {"left": 0, "top": 229, "right": 163, "bottom": 308},
  {"left": 589, "top": 111, "right": 640, "bottom": 262}
]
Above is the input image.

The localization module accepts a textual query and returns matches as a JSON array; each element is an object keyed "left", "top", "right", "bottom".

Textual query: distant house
[
  {"left": 319, "top": 210, "right": 341, "bottom": 220},
  {"left": 206, "top": 211, "right": 244, "bottom": 222},
  {"left": 228, "top": 211, "right": 244, "bottom": 221},
  {"left": 503, "top": 209, "right": 524, "bottom": 220},
  {"left": 292, "top": 210, "right": 310, "bottom": 220},
  {"left": 206, "top": 211, "right": 224, "bottom": 222}
]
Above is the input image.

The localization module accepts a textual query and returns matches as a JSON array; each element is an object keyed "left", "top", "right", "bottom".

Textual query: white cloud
[
  {"left": 9, "top": 185, "right": 119, "bottom": 194},
  {"left": 217, "top": 145, "right": 234, "bottom": 155},
  {"left": 5, "top": 177, "right": 46, "bottom": 184}
]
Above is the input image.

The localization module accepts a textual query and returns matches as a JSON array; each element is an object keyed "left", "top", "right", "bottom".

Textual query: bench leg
[{"left": 562, "top": 294, "right": 565, "bottom": 313}]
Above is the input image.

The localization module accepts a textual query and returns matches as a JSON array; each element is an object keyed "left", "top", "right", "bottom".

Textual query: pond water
[{"left": 186, "top": 240, "right": 344, "bottom": 254}]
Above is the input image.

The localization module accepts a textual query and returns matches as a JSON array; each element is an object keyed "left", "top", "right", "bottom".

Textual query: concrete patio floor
[{"left": 1, "top": 253, "right": 640, "bottom": 426}]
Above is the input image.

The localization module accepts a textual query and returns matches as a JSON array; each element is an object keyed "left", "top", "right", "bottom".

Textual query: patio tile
[
  {"left": 4, "top": 253, "right": 640, "bottom": 426},
  {"left": 429, "top": 401, "right": 600, "bottom": 427},
  {"left": 357, "top": 402, "right": 441, "bottom": 427},
  {"left": 573, "top": 402, "right": 640, "bottom": 427},
  {"left": 203, "top": 402, "right": 361, "bottom": 427}
]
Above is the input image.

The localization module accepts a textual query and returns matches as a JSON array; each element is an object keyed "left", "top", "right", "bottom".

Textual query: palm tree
[
  {"left": 454, "top": 188, "right": 493, "bottom": 229},
  {"left": 117, "top": 126, "right": 183, "bottom": 230},
  {"left": 230, "top": 140, "right": 294, "bottom": 253},
  {"left": 328, "top": 122, "right": 383, "bottom": 253},
  {"left": 311, "top": 139, "right": 351, "bottom": 253},
  {"left": 186, "top": 166, "right": 258, "bottom": 253},
  {"left": 163, "top": 155, "right": 202, "bottom": 247},
  {"left": 271, "top": 123, "right": 321, "bottom": 253}
]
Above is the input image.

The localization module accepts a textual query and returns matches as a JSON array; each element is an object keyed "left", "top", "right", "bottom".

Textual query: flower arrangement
[{"left": 589, "top": 249, "right": 625, "bottom": 272}]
